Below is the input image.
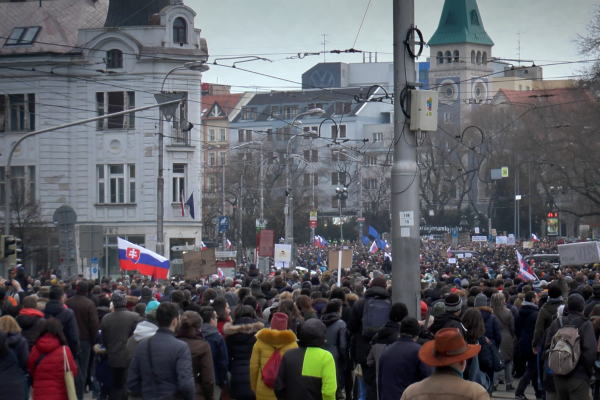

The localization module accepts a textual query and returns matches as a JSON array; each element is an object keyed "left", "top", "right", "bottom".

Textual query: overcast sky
[{"left": 188, "top": 0, "right": 597, "bottom": 92}]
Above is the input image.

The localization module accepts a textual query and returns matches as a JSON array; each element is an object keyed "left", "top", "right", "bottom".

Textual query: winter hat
[
  {"left": 432, "top": 302, "right": 446, "bottom": 317},
  {"left": 111, "top": 290, "right": 126, "bottom": 308},
  {"left": 310, "top": 275, "right": 320, "bottom": 286},
  {"left": 444, "top": 293, "right": 461, "bottom": 312},
  {"left": 548, "top": 286, "right": 562, "bottom": 299},
  {"left": 474, "top": 293, "right": 488, "bottom": 308},
  {"left": 370, "top": 277, "right": 387, "bottom": 289},
  {"left": 420, "top": 301, "right": 428, "bottom": 320},
  {"left": 292, "top": 283, "right": 301, "bottom": 290},
  {"left": 593, "top": 284, "right": 600, "bottom": 297},
  {"left": 532, "top": 281, "right": 542, "bottom": 293},
  {"left": 389, "top": 303, "right": 409, "bottom": 322},
  {"left": 141, "top": 287, "right": 153, "bottom": 298},
  {"left": 372, "top": 270, "right": 383, "bottom": 279},
  {"left": 400, "top": 317, "right": 421, "bottom": 337},
  {"left": 568, "top": 294, "right": 585, "bottom": 313},
  {"left": 270, "top": 312, "right": 288, "bottom": 331},
  {"left": 145, "top": 300, "right": 160, "bottom": 314},
  {"left": 461, "top": 279, "right": 470, "bottom": 288},
  {"left": 301, "top": 281, "right": 312, "bottom": 290},
  {"left": 453, "top": 278, "right": 462, "bottom": 288},
  {"left": 130, "top": 289, "right": 141, "bottom": 297},
  {"left": 224, "top": 277, "right": 234, "bottom": 287},
  {"left": 248, "top": 264, "right": 257, "bottom": 271}
]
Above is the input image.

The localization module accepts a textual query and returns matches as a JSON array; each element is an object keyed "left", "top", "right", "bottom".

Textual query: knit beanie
[
  {"left": 400, "top": 317, "right": 421, "bottom": 337},
  {"left": 370, "top": 277, "right": 387, "bottom": 289},
  {"left": 141, "top": 287, "right": 153, "bottom": 298},
  {"left": 474, "top": 293, "right": 488, "bottom": 308},
  {"left": 389, "top": 303, "right": 409, "bottom": 322},
  {"left": 444, "top": 293, "right": 461, "bottom": 312},
  {"left": 111, "top": 290, "right": 126, "bottom": 308},
  {"left": 145, "top": 300, "right": 160, "bottom": 314},
  {"left": 548, "top": 286, "right": 562, "bottom": 299},
  {"left": 372, "top": 270, "right": 383, "bottom": 279},
  {"left": 270, "top": 312, "right": 288, "bottom": 331},
  {"left": 568, "top": 294, "right": 585, "bottom": 313},
  {"left": 432, "top": 302, "right": 446, "bottom": 317}
]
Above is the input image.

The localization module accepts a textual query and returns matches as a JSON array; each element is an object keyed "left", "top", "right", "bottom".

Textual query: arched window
[
  {"left": 445, "top": 51, "right": 452, "bottom": 63},
  {"left": 173, "top": 17, "right": 187, "bottom": 44},
  {"left": 476, "top": 51, "right": 481, "bottom": 64},
  {"left": 453, "top": 50, "right": 459, "bottom": 63},
  {"left": 437, "top": 51, "right": 444, "bottom": 65},
  {"left": 106, "top": 49, "right": 123, "bottom": 68},
  {"left": 471, "top": 50, "right": 476, "bottom": 64},
  {"left": 482, "top": 52, "right": 488, "bottom": 63}
]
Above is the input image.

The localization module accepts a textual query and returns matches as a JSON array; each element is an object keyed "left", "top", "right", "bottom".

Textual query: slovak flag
[
  {"left": 201, "top": 241, "right": 208, "bottom": 250},
  {"left": 384, "top": 252, "right": 392, "bottom": 261},
  {"left": 180, "top": 190, "right": 185, "bottom": 217},
  {"left": 218, "top": 268, "right": 224, "bottom": 278},
  {"left": 369, "top": 241, "right": 378, "bottom": 253},
  {"left": 532, "top": 233, "right": 540, "bottom": 242},
  {"left": 315, "top": 235, "right": 325, "bottom": 248},
  {"left": 517, "top": 250, "right": 537, "bottom": 281},
  {"left": 447, "top": 246, "right": 452, "bottom": 258},
  {"left": 227, "top": 239, "right": 232, "bottom": 248},
  {"left": 118, "top": 238, "right": 170, "bottom": 280}
]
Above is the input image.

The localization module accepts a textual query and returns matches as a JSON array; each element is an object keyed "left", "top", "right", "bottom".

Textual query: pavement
[{"left": 493, "top": 379, "right": 537, "bottom": 399}]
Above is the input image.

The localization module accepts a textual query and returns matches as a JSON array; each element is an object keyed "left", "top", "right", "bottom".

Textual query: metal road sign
[
  {"left": 215, "top": 251, "right": 236, "bottom": 258},
  {"left": 218, "top": 216, "right": 230, "bottom": 232},
  {"left": 171, "top": 245, "right": 196, "bottom": 251}
]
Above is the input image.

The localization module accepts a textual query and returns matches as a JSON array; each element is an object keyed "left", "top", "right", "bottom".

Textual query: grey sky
[{"left": 189, "top": 0, "right": 597, "bottom": 91}]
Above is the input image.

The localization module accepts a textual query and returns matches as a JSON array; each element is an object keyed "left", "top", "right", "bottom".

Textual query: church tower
[{"left": 428, "top": 0, "right": 494, "bottom": 131}]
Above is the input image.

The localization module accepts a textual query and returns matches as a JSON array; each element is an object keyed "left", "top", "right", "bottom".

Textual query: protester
[
  {"left": 15, "top": 295, "right": 45, "bottom": 350},
  {"left": 0, "top": 329, "right": 27, "bottom": 400},
  {"left": 321, "top": 299, "right": 348, "bottom": 399},
  {"left": 490, "top": 292, "right": 516, "bottom": 391},
  {"left": 29, "top": 318, "right": 78, "bottom": 400},
  {"left": 200, "top": 306, "right": 229, "bottom": 400},
  {"left": 429, "top": 293, "right": 466, "bottom": 336},
  {"left": 43, "top": 286, "right": 80, "bottom": 360},
  {"left": 127, "top": 302, "right": 195, "bottom": 400},
  {"left": 250, "top": 312, "right": 298, "bottom": 400},
  {"left": 514, "top": 290, "right": 543, "bottom": 400}
]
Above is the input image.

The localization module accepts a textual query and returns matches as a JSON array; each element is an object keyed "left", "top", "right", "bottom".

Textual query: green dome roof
[{"left": 428, "top": 0, "right": 494, "bottom": 46}]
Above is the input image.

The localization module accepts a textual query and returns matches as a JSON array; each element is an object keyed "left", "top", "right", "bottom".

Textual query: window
[
  {"left": 96, "top": 164, "right": 136, "bottom": 204},
  {"left": 209, "top": 152, "right": 216, "bottom": 166},
  {"left": 208, "top": 176, "right": 216, "bottom": 191},
  {"left": 331, "top": 172, "right": 346, "bottom": 186},
  {"left": 444, "top": 113, "right": 454, "bottom": 124},
  {"left": 476, "top": 51, "right": 481, "bottom": 64},
  {"left": 331, "top": 196, "right": 347, "bottom": 209},
  {"left": 445, "top": 51, "right": 452, "bottom": 63},
  {"left": 242, "top": 107, "right": 257, "bottom": 120},
  {"left": 5, "top": 26, "right": 40, "bottom": 46},
  {"left": 238, "top": 129, "right": 245, "bottom": 142},
  {"left": 453, "top": 50, "right": 459, "bottom": 63},
  {"left": 0, "top": 165, "right": 36, "bottom": 205},
  {"left": 331, "top": 124, "right": 346, "bottom": 139},
  {"left": 172, "top": 163, "right": 186, "bottom": 202},
  {"left": 364, "top": 155, "right": 377, "bottom": 166},
  {"left": 482, "top": 52, "right": 487, "bottom": 63},
  {"left": 471, "top": 50, "right": 476, "bottom": 64},
  {"left": 265, "top": 152, "right": 274, "bottom": 164},
  {"left": 303, "top": 150, "right": 318, "bottom": 163},
  {"left": 171, "top": 92, "right": 189, "bottom": 145},
  {"left": 266, "top": 128, "right": 273, "bottom": 141},
  {"left": 106, "top": 49, "right": 123, "bottom": 68},
  {"left": 219, "top": 128, "right": 226, "bottom": 141},
  {"left": 245, "top": 130, "right": 253, "bottom": 142},
  {"left": 96, "top": 91, "right": 135, "bottom": 130},
  {"left": 282, "top": 105, "right": 298, "bottom": 119},
  {"left": 303, "top": 126, "right": 318, "bottom": 138},
  {"left": 0, "top": 94, "right": 35, "bottom": 132},
  {"left": 437, "top": 51, "right": 444, "bottom": 65},
  {"left": 332, "top": 150, "right": 347, "bottom": 162},
  {"left": 303, "top": 173, "right": 318, "bottom": 187},
  {"left": 271, "top": 106, "right": 280, "bottom": 118},
  {"left": 372, "top": 132, "right": 384, "bottom": 142},
  {"left": 173, "top": 17, "right": 187, "bottom": 43},
  {"left": 364, "top": 179, "right": 378, "bottom": 189},
  {"left": 219, "top": 152, "right": 226, "bottom": 165},
  {"left": 208, "top": 129, "right": 215, "bottom": 142},
  {"left": 335, "top": 102, "right": 352, "bottom": 115}
]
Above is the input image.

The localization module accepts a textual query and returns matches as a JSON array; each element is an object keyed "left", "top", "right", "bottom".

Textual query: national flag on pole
[
  {"left": 227, "top": 239, "right": 232, "bottom": 248},
  {"left": 185, "top": 192, "right": 195, "bottom": 219},
  {"left": 368, "top": 226, "right": 379, "bottom": 239},
  {"left": 531, "top": 233, "right": 540, "bottom": 242},
  {"left": 321, "top": 237, "right": 329, "bottom": 247},
  {"left": 517, "top": 250, "right": 538, "bottom": 281},
  {"left": 376, "top": 239, "right": 387, "bottom": 252},
  {"left": 180, "top": 190, "right": 185, "bottom": 217},
  {"left": 384, "top": 252, "right": 392, "bottom": 261},
  {"left": 218, "top": 268, "right": 224, "bottom": 278},
  {"left": 447, "top": 246, "right": 452, "bottom": 258},
  {"left": 118, "top": 238, "right": 170, "bottom": 279},
  {"left": 369, "top": 241, "right": 378, "bottom": 253},
  {"left": 201, "top": 241, "right": 208, "bottom": 250},
  {"left": 362, "top": 235, "right": 370, "bottom": 246},
  {"left": 314, "top": 236, "right": 324, "bottom": 248}
]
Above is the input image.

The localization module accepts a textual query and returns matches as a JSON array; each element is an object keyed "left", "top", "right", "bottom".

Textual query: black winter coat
[
  {"left": 585, "top": 295, "right": 600, "bottom": 318},
  {"left": 477, "top": 307, "right": 502, "bottom": 348},
  {"left": 15, "top": 310, "right": 45, "bottom": 350},
  {"left": 347, "top": 286, "right": 391, "bottom": 365},
  {"left": 515, "top": 304, "right": 539, "bottom": 360},
  {"left": 0, "top": 332, "right": 28, "bottom": 400},
  {"left": 322, "top": 311, "right": 347, "bottom": 388},
  {"left": 223, "top": 317, "right": 264, "bottom": 400},
  {"left": 429, "top": 312, "right": 465, "bottom": 337},
  {"left": 43, "top": 299, "right": 80, "bottom": 359}
]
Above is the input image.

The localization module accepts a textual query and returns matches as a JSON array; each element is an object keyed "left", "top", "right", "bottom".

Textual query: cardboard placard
[
  {"left": 183, "top": 249, "right": 217, "bottom": 279},
  {"left": 328, "top": 250, "right": 352, "bottom": 271},
  {"left": 558, "top": 242, "right": 600, "bottom": 266}
]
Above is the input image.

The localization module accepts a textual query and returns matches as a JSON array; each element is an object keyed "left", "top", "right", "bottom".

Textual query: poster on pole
[
  {"left": 183, "top": 249, "right": 217, "bottom": 279},
  {"left": 328, "top": 250, "right": 352, "bottom": 271},
  {"left": 274, "top": 244, "right": 292, "bottom": 269}
]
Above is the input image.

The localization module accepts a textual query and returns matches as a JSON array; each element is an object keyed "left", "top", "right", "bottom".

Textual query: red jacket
[{"left": 28, "top": 333, "right": 78, "bottom": 400}]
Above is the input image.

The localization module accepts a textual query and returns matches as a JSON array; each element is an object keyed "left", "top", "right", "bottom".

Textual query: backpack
[
  {"left": 548, "top": 317, "right": 581, "bottom": 376},
  {"left": 362, "top": 297, "right": 391, "bottom": 338},
  {"left": 262, "top": 348, "right": 282, "bottom": 389}
]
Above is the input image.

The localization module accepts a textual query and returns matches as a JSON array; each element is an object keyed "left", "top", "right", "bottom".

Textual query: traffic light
[{"left": 4, "top": 236, "right": 21, "bottom": 267}]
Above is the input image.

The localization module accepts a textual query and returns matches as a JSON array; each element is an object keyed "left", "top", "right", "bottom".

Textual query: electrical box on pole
[{"left": 410, "top": 90, "right": 439, "bottom": 132}]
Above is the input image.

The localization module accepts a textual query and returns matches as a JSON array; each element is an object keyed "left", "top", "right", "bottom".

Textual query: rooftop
[{"left": 428, "top": 0, "right": 494, "bottom": 46}]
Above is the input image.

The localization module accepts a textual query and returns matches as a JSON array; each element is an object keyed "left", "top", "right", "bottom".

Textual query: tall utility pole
[
  {"left": 222, "top": 165, "right": 226, "bottom": 251},
  {"left": 391, "top": 0, "right": 420, "bottom": 318},
  {"left": 237, "top": 174, "right": 243, "bottom": 266}
]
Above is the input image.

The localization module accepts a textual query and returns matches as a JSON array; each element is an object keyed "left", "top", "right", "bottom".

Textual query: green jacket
[
  {"left": 532, "top": 298, "right": 564, "bottom": 348},
  {"left": 274, "top": 346, "right": 337, "bottom": 400}
]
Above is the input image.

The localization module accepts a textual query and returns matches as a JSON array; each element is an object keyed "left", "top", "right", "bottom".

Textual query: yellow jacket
[{"left": 250, "top": 328, "right": 298, "bottom": 400}]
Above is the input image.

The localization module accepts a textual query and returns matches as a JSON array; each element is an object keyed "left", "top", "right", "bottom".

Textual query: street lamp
[
  {"left": 335, "top": 187, "right": 348, "bottom": 241},
  {"left": 154, "top": 61, "right": 209, "bottom": 256},
  {"left": 284, "top": 108, "right": 324, "bottom": 259}
]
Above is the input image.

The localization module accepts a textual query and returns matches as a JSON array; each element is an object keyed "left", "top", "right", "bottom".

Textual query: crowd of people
[{"left": 0, "top": 238, "right": 598, "bottom": 400}]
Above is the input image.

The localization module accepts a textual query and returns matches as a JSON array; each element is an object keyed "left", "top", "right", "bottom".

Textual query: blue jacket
[
  {"left": 201, "top": 323, "right": 229, "bottom": 388},
  {"left": 515, "top": 304, "right": 539, "bottom": 360},
  {"left": 378, "top": 338, "right": 432, "bottom": 400},
  {"left": 127, "top": 328, "right": 195, "bottom": 400},
  {"left": 477, "top": 307, "right": 502, "bottom": 348}
]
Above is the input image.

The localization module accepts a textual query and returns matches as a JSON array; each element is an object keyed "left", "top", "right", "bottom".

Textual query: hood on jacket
[
  {"left": 201, "top": 323, "right": 220, "bottom": 338},
  {"left": 476, "top": 306, "right": 493, "bottom": 319},
  {"left": 429, "top": 311, "right": 463, "bottom": 333},
  {"left": 222, "top": 317, "right": 264, "bottom": 336},
  {"left": 298, "top": 319, "right": 326, "bottom": 347},
  {"left": 364, "top": 286, "right": 391, "bottom": 299},
  {"left": 133, "top": 320, "right": 159, "bottom": 342},
  {"left": 321, "top": 312, "right": 341, "bottom": 327},
  {"left": 20, "top": 308, "right": 44, "bottom": 318},
  {"left": 35, "top": 332, "right": 61, "bottom": 354},
  {"left": 256, "top": 328, "right": 297, "bottom": 348},
  {"left": 44, "top": 299, "right": 67, "bottom": 316},
  {"left": 6, "top": 331, "right": 24, "bottom": 347},
  {"left": 224, "top": 291, "right": 238, "bottom": 308},
  {"left": 371, "top": 320, "right": 401, "bottom": 345}
]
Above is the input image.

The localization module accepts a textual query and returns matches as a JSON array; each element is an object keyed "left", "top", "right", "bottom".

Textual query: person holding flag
[
  {"left": 516, "top": 250, "right": 537, "bottom": 282},
  {"left": 531, "top": 233, "right": 540, "bottom": 242},
  {"left": 118, "top": 238, "right": 171, "bottom": 280},
  {"left": 369, "top": 241, "right": 378, "bottom": 253}
]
